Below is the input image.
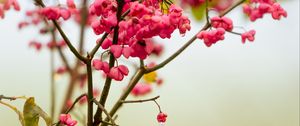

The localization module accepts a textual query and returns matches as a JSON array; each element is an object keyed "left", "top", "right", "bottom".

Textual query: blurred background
[{"left": 0, "top": 0, "right": 299, "bottom": 126}]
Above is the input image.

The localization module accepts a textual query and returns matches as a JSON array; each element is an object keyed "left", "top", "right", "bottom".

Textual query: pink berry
[{"left": 157, "top": 112, "right": 168, "bottom": 123}]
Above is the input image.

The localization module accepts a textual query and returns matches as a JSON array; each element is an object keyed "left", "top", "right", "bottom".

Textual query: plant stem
[
  {"left": 145, "top": 0, "right": 246, "bottom": 73},
  {"left": 50, "top": 48, "right": 56, "bottom": 119},
  {"left": 86, "top": 59, "right": 94, "bottom": 126},
  {"left": 89, "top": 32, "right": 109, "bottom": 58},
  {"left": 78, "top": 0, "right": 88, "bottom": 55},
  {"left": 121, "top": 96, "right": 160, "bottom": 103},
  {"left": 0, "top": 95, "right": 26, "bottom": 101},
  {"left": 100, "top": 68, "right": 146, "bottom": 126},
  {"left": 55, "top": 93, "right": 87, "bottom": 126},
  {"left": 52, "top": 20, "right": 87, "bottom": 62},
  {"left": 93, "top": 53, "right": 115, "bottom": 125},
  {"left": 93, "top": 0, "right": 125, "bottom": 125},
  {"left": 92, "top": 99, "right": 117, "bottom": 126}
]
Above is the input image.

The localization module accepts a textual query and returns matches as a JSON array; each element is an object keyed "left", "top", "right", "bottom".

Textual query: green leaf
[
  {"left": 0, "top": 101, "right": 25, "bottom": 126},
  {"left": 23, "top": 97, "right": 52, "bottom": 126},
  {"left": 191, "top": 4, "right": 206, "bottom": 21}
]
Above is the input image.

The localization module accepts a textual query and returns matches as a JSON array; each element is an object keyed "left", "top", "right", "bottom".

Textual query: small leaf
[
  {"left": 23, "top": 97, "right": 52, "bottom": 126},
  {"left": 0, "top": 101, "right": 25, "bottom": 126},
  {"left": 143, "top": 72, "right": 157, "bottom": 83},
  {"left": 23, "top": 97, "right": 39, "bottom": 126}
]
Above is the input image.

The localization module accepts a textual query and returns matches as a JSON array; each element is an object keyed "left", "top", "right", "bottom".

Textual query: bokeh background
[{"left": 0, "top": 0, "right": 299, "bottom": 126}]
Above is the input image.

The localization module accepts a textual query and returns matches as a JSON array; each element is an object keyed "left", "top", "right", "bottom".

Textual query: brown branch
[
  {"left": 100, "top": 1, "right": 246, "bottom": 126},
  {"left": 34, "top": 0, "right": 87, "bottom": 62},
  {"left": 92, "top": 99, "right": 117, "bottom": 126},
  {"left": 0, "top": 95, "right": 26, "bottom": 101},
  {"left": 145, "top": 0, "right": 246, "bottom": 73},
  {"left": 100, "top": 68, "right": 146, "bottom": 126},
  {"left": 55, "top": 93, "right": 87, "bottom": 126},
  {"left": 78, "top": 0, "right": 88, "bottom": 55},
  {"left": 121, "top": 96, "right": 160, "bottom": 104},
  {"left": 89, "top": 32, "right": 109, "bottom": 58},
  {"left": 86, "top": 59, "right": 94, "bottom": 126},
  {"left": 93, "top": 0, "right": 126, "bottom": 125},
  {"left": 50, "top": 48, "right": 56, "bottom": 119}
]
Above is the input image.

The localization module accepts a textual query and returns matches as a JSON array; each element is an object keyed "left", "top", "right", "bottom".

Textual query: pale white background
[{"left": 0, "top": 0, "right": 299, "bottom": 126}]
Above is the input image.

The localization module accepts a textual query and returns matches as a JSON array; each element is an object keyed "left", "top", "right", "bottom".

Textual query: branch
[
  {"left": 78, "top": 0, "right": 88, "bottom": 55},
  {"left": 145, "top": 0, "right": 246, "bottom": 73},
  {"left": 100, "top": 68, "right": 146, "bottom": 126},
  {"left": 50, "top": 48, "right": 56, "bottom": 119},
  {"left": 86, "top": 59, "right": 94, "bottom": 126},
  {"left": 89, "top": 32, "right": 109, "bottom": 58},
  {"left": 64, "top": 93, "right": 87, "bottom": 114},
  {"left": 52, "top": 20, "right": 87, "bottom": 62},
  {"left": 34, "top": 0, "right": 87, "bottom": 62},
  {"left": 0, "top": 95, "right": 26, "bottom": 101},
  {"left": 93, "top": 0, "right": 126, "bottom": 125},
  {"left": 121, "top": 96, "right": 160, "bottom": 104},
  {"left": 92, "top": 99, "right": 117, "bottom": 126},
  {"left": 55, "top": 94, "right": 87, "bottom": 126}
]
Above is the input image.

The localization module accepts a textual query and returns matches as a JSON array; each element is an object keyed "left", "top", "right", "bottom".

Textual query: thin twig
[
  {"left": 101, "top": 1, "right": 247, "bottom": 126},
  {"left": 205, "top": 0, "right": 210, "bottom": 23},
  {"left": 121, "top": 96, "right": 160, "bottom": 103},
  {"left": 78, "top": 0, "right": 88, "bottom": 55},
  {"left": 92, "top": 99, "right": 117, "bottom": 126},
  {"left": 100, "top": 68, "right": 146, "bottom": 126},
  {"left": 227, "top": 31, "right": 242, "bottom": 35},
  {"left": 101, "top": 120, "right": 117, "bottom": 126},
  {"left": 93, "top": 0, "right": 126, "bottom": 125},
  {"left": 153, "top": 100, "right": 162, "bottom": 113},
  {"left": 86, "top": 59, "right": 94, "bottom": 126},
  {"left": 50, "top": 48, "right": 56, "bottom": 119},
  {"left": 34, "top": 0, "right": 87, "bottom": 62},
  {"left": 55, "top": 94, "right": 87, "bottom": 126},
  {"left": 89, "top": 32, "right": 109, "bottom": 58},
  {"left": 145, "top": 0, "right": 246, "bottom": 73},
  {"left": 0, "top": 95, "right": 26, "bottom": 101}
]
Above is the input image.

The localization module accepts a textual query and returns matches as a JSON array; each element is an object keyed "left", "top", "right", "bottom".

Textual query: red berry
[{"left": 157, "top": 112, "right": 167, "bottom": 123}]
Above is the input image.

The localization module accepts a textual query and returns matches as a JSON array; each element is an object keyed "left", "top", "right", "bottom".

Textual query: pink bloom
[
  {"left": 130, "top": 39, "right": 154, "bottom": 59},
  {"left": 210, "top": 16, "right": 233, "bottom": 31},
  {"left": 152, "top": 43, "right": 164, "bottom": 56},
  {"left": 156, "top": 78, "right": 163, "bottom": 85},
  {"left": 79, "top": 96, "right": 87, "bottom": 104},
  {"left": 157, "top": 112, "right": 168, "bottom": 123},
  {"left": 18, "top": 21, "right": 29, "bottom": 29},
  {"left": 29, "top": 41, "right": 42, "bottom": 51},
  {"left": 39, "top": 7, "right": 71, "bottom": 20},
  {"left": 243, "top": 1, "right": 287, "bottom": 21},
  {"left": 100, "top": 38, "right": 112, "bottom": 49},
  {"left": 197, "top": 28, "right": 225, "bottom": 47},
  {"left": 0, "top": 5, "right": 4, "bottom": 18},
  {"left": 66, "top": 100, "right": 73, "bottom": 109},
  {"left": 108, "top": 65, "right": 129, "bottom": 81},
  {"left": 0, "top": 0, "right": 20, "bottom": 19},
  {"left": 92, "top": 59, "right": 110, "bottom": 73},
  {"left": 67, "top": 0, "right": 76, "bottom": 9},
  {"left": 39, "top": 7, "right": 61, "bottom": 20},
  {"left": 59, "top": 8, "right": 71, "bottom": 20},
  {"left": 59, "top": 114, "right": 77, "bottom": 126},
  {"left": 5, "top": 0, "right": 20, "bottom": 11},
  {"left": 131, "top": 83, "right": 152, "bottom": 96},
  {"left": 270, "top": 3, "right": 287, "bottom": 20},
  {"left": 110, "top": 45, "right": 133, "bottom": 59},
  {"left": 56, "top": 66, "right": 67, "bottom": 74},
  {"left": 178, "top": 16, "right": 191, "bottom": 35},
  {"left": 241, "top": 30, "right": 256, "bottom": 43}
]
